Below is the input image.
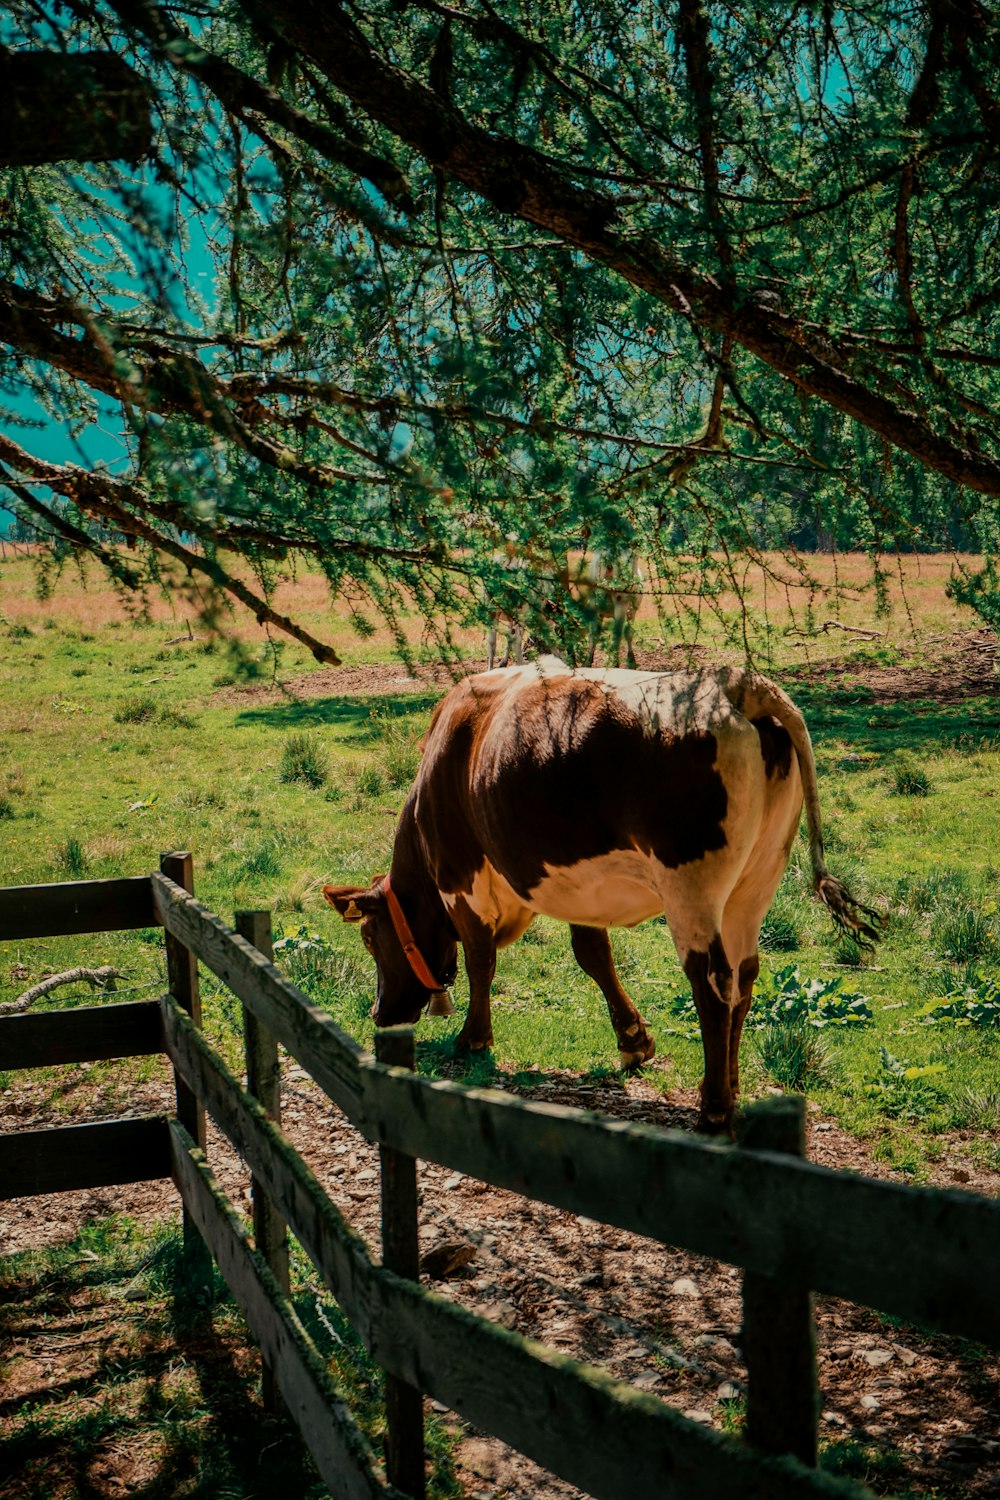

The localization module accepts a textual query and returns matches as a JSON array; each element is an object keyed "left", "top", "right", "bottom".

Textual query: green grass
[{"left": 1, "top": 556, "right": 999, "bottom": 1179}]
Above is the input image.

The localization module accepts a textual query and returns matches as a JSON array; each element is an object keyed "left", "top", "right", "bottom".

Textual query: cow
[
  {"left": 486, "top": 610, "right": 526, "bottom": 671},
  {"left": 572, "top": 552, "right": 643, "bottom": 669},
  {"left": 323, "top": 660, "right": 879, "bottom": 1134}
]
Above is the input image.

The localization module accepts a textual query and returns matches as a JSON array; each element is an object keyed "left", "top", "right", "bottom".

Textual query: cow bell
[{"left": 426, "top": 989, "right": 455, "bottom": 1017}]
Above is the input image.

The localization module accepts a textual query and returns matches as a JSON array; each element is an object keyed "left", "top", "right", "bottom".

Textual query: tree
[{"left": 2, "top": 1, "right": 998, "bottom": 662}]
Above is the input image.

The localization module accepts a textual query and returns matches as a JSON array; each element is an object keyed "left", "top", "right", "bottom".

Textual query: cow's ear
[{"left": 322, "top": 884, "right": 383, "bottom": 923}]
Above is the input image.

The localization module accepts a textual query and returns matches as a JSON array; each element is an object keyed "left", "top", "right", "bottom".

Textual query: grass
[
  {"left": 2, "top": 551, "right": 1000, "bottom": 1497},
  {"left": 0, "top": 1215, "right": 462, "bottom": 1500},
  {"left": 1, "top": 549, "right": 999, "bottom": 1175}
]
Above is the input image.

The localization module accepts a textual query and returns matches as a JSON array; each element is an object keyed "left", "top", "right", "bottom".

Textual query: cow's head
[{"left": 322, "top": 879, "right": 457, "bottom": 1026}]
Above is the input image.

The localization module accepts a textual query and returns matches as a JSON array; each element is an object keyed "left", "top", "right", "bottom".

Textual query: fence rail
[
  {"left": 153, "top": 868, "right": 1000, "bottom": 1348},
  {"left": 2, "top": 859, "right": 998, "bottom": 1500}
]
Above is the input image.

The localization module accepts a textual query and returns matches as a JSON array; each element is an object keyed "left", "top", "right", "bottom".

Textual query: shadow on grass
[
  {"left": 414, "top": 1035, "right": 702, "bottom": 1129},
  {"left": 790, "top": 684, "right": 1000, "bottom": 756},
  {"left": 234, "top": 691, "right": 439, "bottom": 738},
  {"left": 0, "top": 1221, "right": 324, "bottom": 1500}
]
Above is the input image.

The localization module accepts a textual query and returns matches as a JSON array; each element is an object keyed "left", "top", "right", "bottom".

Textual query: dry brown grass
[{"left": 0, "top": 544, "right": 986, "bottom": 664}]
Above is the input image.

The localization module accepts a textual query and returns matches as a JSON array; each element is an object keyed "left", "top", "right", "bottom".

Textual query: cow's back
[{"left": 412, "top": 664, "right": 788, "bottom": 915}]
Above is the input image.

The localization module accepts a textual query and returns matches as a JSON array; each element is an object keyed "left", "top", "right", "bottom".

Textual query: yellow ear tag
[{"left": 344, "top": 900, "right": 363, "bottom": 922}]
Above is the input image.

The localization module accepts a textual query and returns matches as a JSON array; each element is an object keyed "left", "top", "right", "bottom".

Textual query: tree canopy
[{"left": 2, "top": 1, "right": 999, "bottom": 661}]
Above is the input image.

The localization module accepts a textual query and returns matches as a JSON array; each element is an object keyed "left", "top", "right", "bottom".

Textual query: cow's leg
[
  {"left": 682, "top": 933, "right": 735, "bottom": 1135},
  {"left": 728, "top": 953, "right": 759, "bottom": 1100},
  {"left": 720, "top": 775, "right": 803, "bottom": 1105},
  {"left": 623, "top": 607, "right": 637, "bottom": 670},
  {"left": 569, "top": 925, "right": 655, "bottom": 1068},
  {"left": 450, "top": 899, "right": 497, "bottom": 1051}
]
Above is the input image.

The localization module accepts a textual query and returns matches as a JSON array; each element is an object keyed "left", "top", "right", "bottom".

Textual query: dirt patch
[
  {"left": 3, "top": 1060, "right": 999, "bottom": 1499},
  {"left": 784, "top": 628, "right": 1000, "bottom": 705},
  {"left": 210, "top": 630, "right": 1000, "bottom": 712}
]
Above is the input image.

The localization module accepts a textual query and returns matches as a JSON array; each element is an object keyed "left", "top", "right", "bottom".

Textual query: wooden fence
[{"left": 2, "top": 855, "right": 999, "bottom": 1500}]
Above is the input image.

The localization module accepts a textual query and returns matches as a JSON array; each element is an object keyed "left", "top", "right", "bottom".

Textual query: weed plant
[
  {"left": 369, "top": 707, "right": 423, "bottom": 789},
  {"left": 932, "top": 901, "right": 997, "bottom": 963},
  {"left": 58, "top": 836, "right": 88, "bottom": 877},
  {"left": 754, "top": 1020, "right": 831, "bottom": 1092},
  {"left": 890, "top": 757, "right": 932, "bottom": 796},
  {"left": 279, "top": 732, "right": 329, "bottom": 789},
  {"left": 758, "top": 889, "right": 802, "bottom": 952},
  {"left": 113, "top": 692, "right": 158, "bottom": 724}
]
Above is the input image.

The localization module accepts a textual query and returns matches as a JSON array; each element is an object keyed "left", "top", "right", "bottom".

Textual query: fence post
[
  {"left": 160, "top": 851, "right": 213, "bottom": 1294},
  {"left": 736, "top": 1094, "right": 818, "bottom": 1467},
  {"left": 235, "top": 909, "right": 290, "bottom": 1414},
  {"left": 375, "top": 1026, "right": 425, "bottom": 1500}
]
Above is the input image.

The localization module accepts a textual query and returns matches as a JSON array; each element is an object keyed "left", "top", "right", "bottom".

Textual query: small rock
[
  {"left": 443, "top": 1172, "right": 465, "bottom": 1190},
  {"left": 892, "top": 1344, "right": 918, "bottom": 1367},
  {"left": 683, "top": 1409, "right": 713, "bottom": 1424},
  {"left": 860, "top": 1348, "right": 894, "bottom": 1368},
  {"left": 124, "top": 1287, "right": 148, "bottom": 1302},
  {"left": 494, "top": 1300, "right": 518, "bottom": 1330},
  {"left": 671, "top": 1277, "right": 699, "bottom": 1298},
  {"left": 633, "top": 1370, "right": 664, "bottom": 1390},
  {"left": 420, "top": 1240, "right": 478, "bottom": 1280},
  {"left": 815, "top": 1122, "right": 832, "bottom": 1132},
  {"left": 860, "top": 1395, "right": 881, "bottom": 1412},
  {"left": 430, "top": 1399, "right": 449, "bottom": 1414},
  {"left": 355, "top": 1168, "right": 377, "bottom": 1182},
  {"left": 822, "top": 1411, "right": 847, "bottom": 1427},
  {"left": 717, "top": 1382, "right": 741, "bottom": 1401},
  {"left": 578, "top": 1271, "right": 604, "bottom": 1288},
  {"left": 942, "top": 1434, "right": 1000, "bottom": 1464}
]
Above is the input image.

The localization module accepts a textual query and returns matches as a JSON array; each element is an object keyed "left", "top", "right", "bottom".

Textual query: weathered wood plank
[
  {"left": 236, "top": 908, "right": 289, "bottom": 1416},
  {"left": 161, "top": 853, "right": 204, "bottom": 1152},
  {"left": 161, "top": 853, "right": 211, "bottom": 1290},
  {"left": 356, "top": 1063, "right": 1000, "bottom": 1348},
  {"left": 0, "top": 876, "right": 156, "bottom": 940},
  {"left": 0, "top": 1117, "right": 171, "bottom": 1199},
  {"left": 0, "top": 999, "right": 162, "bottom": 1070},
  {"left": 168, "top": 1122, "right": 399, "bottom": 1500},
  {"left": 376, "top": 1028, "right": 425, "bottom": 1500},
  {"left": 738, "top": 1098, "right": 818, "bottom": 1466},
  {"left": 162, "top": 998, "right": 871, "bottom": 1500},
  {"left": 152, "top": 872, "right": 365, "bottom": 1120},
  {"left": 151, "top": 877, "right": 1000, "bottom": 1346}
]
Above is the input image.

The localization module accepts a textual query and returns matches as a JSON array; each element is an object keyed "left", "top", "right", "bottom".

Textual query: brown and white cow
[{"left": 324, "top": 660, "right": 879, "bottom": 1133}]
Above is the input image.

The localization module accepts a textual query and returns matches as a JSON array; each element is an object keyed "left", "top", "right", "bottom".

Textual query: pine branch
[
  {"left": 0, "top": 434, "right": 344, "bottom": 664},
  {"left": 242, "top": 0, "right": 1000, "bottom": 497}
]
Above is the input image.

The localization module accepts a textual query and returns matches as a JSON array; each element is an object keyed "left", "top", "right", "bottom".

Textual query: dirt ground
[
  {"left": 3, "top": 1053, "right": 999, "bottom": 1500},
  {"left": 210, "top": 626, "right": 1000, "bottom": 709},
  {"left": 4, "top": 629, "right": 1000, "bottom": 1498}
]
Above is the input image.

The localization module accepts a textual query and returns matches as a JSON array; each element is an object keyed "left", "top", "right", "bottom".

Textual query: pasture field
[
  {"left": 2, "top": 547, "right": 1000, "bottom": 1500},
  {"left": 1, "top": 547, "right": 1000, "bottom": 1171}
]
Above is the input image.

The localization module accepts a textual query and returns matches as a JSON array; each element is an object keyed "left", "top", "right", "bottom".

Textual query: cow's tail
[{"left": 725, "top": 670, "right": 884, "bottom": 948}]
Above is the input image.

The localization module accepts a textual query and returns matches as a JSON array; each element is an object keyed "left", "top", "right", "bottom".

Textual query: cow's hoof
[
  {"left": 618, "top": 1034, "right": 656, "bottom": 1070},
  {"left": 696, "top": 1110, "right": 734, "bottom": 1139},
  {"left": 455, "top": 1030, "right": 492, "bottom": 1054}
]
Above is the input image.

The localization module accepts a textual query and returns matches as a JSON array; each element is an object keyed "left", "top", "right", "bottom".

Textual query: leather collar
[{"left": 380, "top": 872, "right": 446, "bottom": 992}]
